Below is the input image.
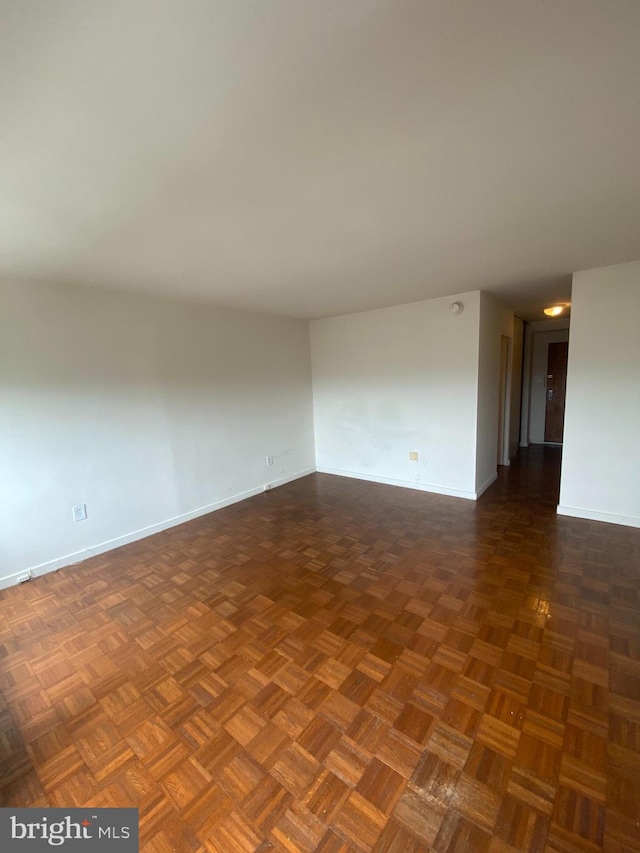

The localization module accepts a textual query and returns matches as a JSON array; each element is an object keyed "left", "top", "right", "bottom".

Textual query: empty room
[{"left": 1, "top": 2, "right": 639, "bottom": 852}]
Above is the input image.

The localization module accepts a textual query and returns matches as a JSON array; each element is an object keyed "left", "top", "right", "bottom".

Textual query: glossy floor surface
[{"left": 1, "top": 449, "right": 639, "bottom": 852}]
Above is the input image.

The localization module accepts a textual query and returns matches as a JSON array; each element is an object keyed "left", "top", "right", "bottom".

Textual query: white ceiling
[{"left": 1, "top": 1, "right": 639, "bottom": 321}]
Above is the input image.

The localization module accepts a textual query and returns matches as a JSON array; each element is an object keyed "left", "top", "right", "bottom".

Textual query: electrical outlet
[
  {"left": 266, "top": 454, "right": 274, "bottom": 466},
  {"left": 409, "top": 451, "right": 419, "bottom": 461},
  {"left": 73, "top": 504, "right": 87, "bottom": 522},
  {"left": 17, "top": 573, "right": 31, "bottom": 584},
  {"left": 263, "top": 483, "right": 271, "bottom": 491}
]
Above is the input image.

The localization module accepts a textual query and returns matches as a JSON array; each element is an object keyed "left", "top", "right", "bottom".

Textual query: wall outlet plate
[
  {"left": 266, "top": 454, "right": 274, "bottom": 466},
  {"left": 73, "top": 504, "right": 87, "bottom": 522}
]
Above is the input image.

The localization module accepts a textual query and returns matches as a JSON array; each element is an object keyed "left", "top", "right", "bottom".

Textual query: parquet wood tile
[{"left": 1, "top": 446, "right": 640, "bottom": 851}]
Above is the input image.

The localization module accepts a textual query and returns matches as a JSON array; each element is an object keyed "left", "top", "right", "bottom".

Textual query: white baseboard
[
  {"left": 265, "top": 468, "right": 315, "bottom": 491},
  {"left": 557, "top": 504, "right": 640, "bottom": 529},
  {"left": 475, "top": 473, "right": 498, "bottom": 498},
  {"left": 316, "top": 467, "right": 477, "bottom": 501},
  {"left": 0, "top": 571, "right": 33, "bottom": 591},
  {"left": 1, "top": 468, "right": 315, "bottom": 591}
]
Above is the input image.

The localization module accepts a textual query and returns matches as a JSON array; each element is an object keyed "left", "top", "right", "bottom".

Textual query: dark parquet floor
[{"left": 1, "top": 448, "right": 639, "bottom": 851}]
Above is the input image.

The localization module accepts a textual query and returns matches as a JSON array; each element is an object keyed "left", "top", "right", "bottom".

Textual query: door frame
[
  {"left": 497, "top": 334, "right": 512, "bottom": 466},
  {"left": 544, "top": 340, "right": 569, "bottom": 444},
  {"left": 520, "top": 322, "right": 570, "bottom": 447}
]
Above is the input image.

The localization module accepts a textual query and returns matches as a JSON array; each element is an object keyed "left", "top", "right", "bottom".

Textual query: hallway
[{"left": 0, "top": 451, "right": 638, "bottom": 851}]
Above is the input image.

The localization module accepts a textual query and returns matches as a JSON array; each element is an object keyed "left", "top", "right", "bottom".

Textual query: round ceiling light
[{"left": 543, "top": 303, "right": 570, "bottom": 317}]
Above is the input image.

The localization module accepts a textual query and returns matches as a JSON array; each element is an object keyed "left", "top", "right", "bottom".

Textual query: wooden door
[{"left": 544, "top": 341, "right": 568, "bottom": 443}]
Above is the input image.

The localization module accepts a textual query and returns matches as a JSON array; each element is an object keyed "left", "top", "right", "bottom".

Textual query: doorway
[
  {"left": 544, "top": 341, "right": 569, "bottom": 443},
  {"left": 521, "top": 325, "right": 570, "bottom": 446},
  {"left": 497, "top": 335, "right": 511, "bottom": 465}
]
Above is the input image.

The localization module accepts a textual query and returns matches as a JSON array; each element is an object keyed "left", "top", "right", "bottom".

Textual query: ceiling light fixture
[{"left": 543, "top": 304, "right": 567, "bottom": 317}]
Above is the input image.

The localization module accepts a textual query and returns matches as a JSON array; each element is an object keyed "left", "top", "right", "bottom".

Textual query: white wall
[
  {"left": 475, "top": 293, "right": 516, "bottom": 494},
  {"left": 559, "top": 261, "right": 640, "bottom": 527},
  {"left": 311, "top": 292, "right": 481, "bottom": 499},
  {"left": 0, "top": 279, "right": 315, "bottom": 587}
]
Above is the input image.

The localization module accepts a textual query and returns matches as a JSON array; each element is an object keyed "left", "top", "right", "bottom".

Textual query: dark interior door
[{"left": 544, "top": 341, "right": 568, "bottom": 443}]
